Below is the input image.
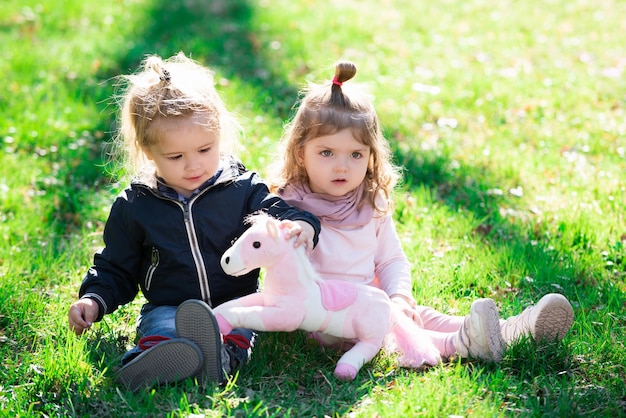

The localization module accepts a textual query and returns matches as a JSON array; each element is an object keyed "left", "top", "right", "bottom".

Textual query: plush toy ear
[{"left": 265, "top": 217, "right": 280, "bottom": 241}]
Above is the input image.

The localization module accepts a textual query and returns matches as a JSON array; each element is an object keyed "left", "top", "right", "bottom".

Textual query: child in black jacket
[{"left": 68, "top": 53, "right": 320, "bottom": 391}]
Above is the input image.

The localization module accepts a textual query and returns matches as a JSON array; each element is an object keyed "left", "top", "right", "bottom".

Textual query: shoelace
[
  {"left": 137, "top": 334, "right": 250, "bottom": 351},
  {"left": 137, "top": 335, "right": 171, "bottom": 350},
  {"left": 223, "top": 334, "right": 251, "bottom": 349}
]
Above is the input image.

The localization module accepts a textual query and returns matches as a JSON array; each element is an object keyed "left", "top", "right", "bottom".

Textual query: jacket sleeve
[
  {"left": 373, "top": 214, "right": 414, "bottom": 301},
  {"left": 78, "top": 192, "right": 141, "bottom": 321},
  {"left": 246, "top": 172, "right": 321, "bottom": 247}
]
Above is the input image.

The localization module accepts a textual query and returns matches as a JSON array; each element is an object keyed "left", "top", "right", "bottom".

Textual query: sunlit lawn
[{"left": 1, "top": 0, "right": 624, "bottom": 416}]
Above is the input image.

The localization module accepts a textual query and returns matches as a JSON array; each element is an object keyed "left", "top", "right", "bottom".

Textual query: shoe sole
[
  {"left": 117, "top": 338, "right": 203, "bottom": 392},
  {"left": 532, "top": 294, "right": 574, "bottom": 342},
  {"left": 471, "top": 299, "right": 506, "bottom": 362},
  {"left": 175, "top": 299, "right": 225, "bottom": 384}
]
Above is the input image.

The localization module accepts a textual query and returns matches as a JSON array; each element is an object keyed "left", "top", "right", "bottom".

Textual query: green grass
[{"left": 1, "top": 0, "right": 625, "bottom": 416}]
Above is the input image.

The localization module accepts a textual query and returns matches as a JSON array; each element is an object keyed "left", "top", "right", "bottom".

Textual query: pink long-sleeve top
[{"left": 280, "top": 182, "right": 414, "bottom": 301}]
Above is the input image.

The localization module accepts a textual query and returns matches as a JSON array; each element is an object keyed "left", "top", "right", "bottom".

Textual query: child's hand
[
  {"left": 68, "top": 298, "right": 100, "bottom": 335},
  {"left": 390, "top": 294, "right": 420, "bottom": 323},
  {"left": 279, "top": 219, "right": 315, "bottom": 254}
]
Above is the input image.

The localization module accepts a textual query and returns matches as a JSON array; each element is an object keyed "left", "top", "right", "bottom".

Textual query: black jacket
[{"left": 79, "top": 156, "right": 320, "bottom": 321}]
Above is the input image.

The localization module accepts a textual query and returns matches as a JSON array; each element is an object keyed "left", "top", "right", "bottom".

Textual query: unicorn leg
[
  {"left": 334, "top": 340, "right": 382, "bottom": 381},
  {"left": 214, "top": 295, "right": 306, "bottom": 333}
]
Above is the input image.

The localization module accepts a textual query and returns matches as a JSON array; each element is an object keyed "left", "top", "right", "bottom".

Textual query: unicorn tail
[{"left": 384, "top": 305, "right": 442, "bottom": 368}]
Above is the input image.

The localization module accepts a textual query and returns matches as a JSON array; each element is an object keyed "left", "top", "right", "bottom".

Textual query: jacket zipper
[{"left": 182, "top": 200, "right": 212, "bottom": 305}]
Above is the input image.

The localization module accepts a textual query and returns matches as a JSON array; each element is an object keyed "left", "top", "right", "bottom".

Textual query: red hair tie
[{"left": 332, "top": 76, "right": 342, "bottom": 87}]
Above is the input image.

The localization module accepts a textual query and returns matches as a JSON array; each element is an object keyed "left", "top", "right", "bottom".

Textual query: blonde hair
[
  {"left": 113, "top": 52, "right": 239, "bottom": 182},
  {"left": 273, "top": 61, "right": 400, "bottom": 214}
]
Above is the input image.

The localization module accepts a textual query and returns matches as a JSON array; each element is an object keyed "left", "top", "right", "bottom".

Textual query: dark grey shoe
[
  {"left": 175, "top": 299, "right": 226, "bottom": 384},
  {"left": 117, "top": 338, "right": 203, "bottom": 392}
]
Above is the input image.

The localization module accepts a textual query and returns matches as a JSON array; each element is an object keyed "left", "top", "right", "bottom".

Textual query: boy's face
[
  {"left": 144, "top": 116, "right": 221, "bottom": 198},
  {"left": 298, "top": 128, "right": 370, "bottom": 196}
]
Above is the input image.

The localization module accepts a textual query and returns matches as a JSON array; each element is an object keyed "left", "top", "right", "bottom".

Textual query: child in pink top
[{"left": 272, "top": 61, "right": 574, "bottom": 364}]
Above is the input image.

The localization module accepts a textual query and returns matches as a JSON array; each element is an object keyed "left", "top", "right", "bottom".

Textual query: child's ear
[
  {"left": 143, "top": 147, "right": 154, "bottom": 161},
  {"left": 296, "top": 147, "right": 305, "bottom": 164}
]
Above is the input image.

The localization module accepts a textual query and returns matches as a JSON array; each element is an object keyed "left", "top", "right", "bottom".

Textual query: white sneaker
[
  {"left": 500, "top": 293, "right": 574, "bottom": 345},
  {"left": 454, "top": 298, "right": 506, "bottom": 362}
]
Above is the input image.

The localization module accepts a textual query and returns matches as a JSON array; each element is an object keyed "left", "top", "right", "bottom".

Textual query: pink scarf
[{"left": 281, "top": 182, "right": 374, "bottom": 228}]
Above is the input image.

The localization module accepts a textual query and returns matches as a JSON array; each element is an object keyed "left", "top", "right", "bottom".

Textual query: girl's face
[
  {"left": 298, "top": 128, "right": 370, "bottom": 196},
  {"left": 144, "top": 116, "right": 221, "bottom": 198}
]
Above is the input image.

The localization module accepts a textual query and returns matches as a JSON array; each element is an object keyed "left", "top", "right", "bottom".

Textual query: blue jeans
[{"left": 121, "top": 303, "right": 256, "bottom": 371}]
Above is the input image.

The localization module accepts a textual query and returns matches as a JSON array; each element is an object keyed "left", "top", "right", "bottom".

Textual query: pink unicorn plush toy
[{"left": 215, "top": 214, "right": 440, "bottom": 380}]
